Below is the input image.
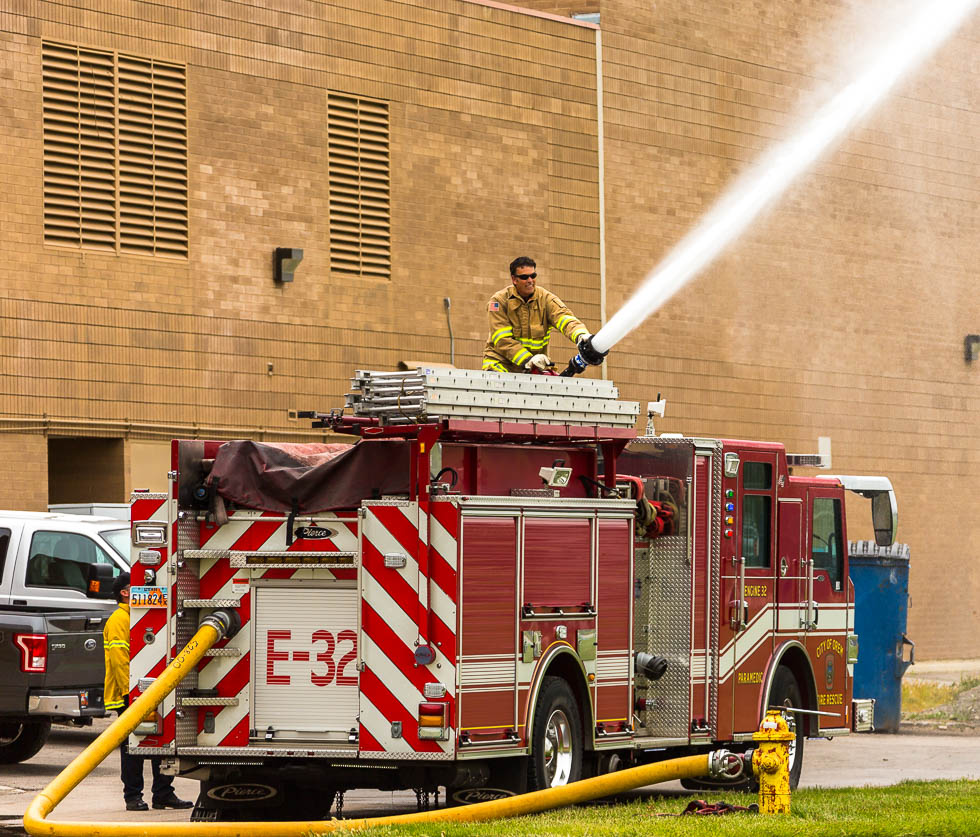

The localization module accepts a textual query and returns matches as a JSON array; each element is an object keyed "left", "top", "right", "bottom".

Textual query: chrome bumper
[{"left": 28, "top": 689, "right": 104, "bottom": 718}]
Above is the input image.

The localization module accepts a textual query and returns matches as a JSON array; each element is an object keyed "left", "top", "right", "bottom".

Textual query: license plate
[{"left": 130, "top": 586, "right": 168, "bottom": 608}]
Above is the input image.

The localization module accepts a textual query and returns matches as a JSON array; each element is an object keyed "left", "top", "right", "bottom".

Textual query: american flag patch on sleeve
[{"left": 489, "top": 301, "right": 500, "bottom": 311}]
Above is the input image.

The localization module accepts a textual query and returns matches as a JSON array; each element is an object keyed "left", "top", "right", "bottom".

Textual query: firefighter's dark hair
[{"left": 509, "top": 256, "right": 536, "bottom": 276}]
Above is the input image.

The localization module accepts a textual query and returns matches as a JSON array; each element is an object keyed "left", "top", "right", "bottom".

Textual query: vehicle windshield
[{"left": 101, "top": 528, "right": 132, "bottom": 565}]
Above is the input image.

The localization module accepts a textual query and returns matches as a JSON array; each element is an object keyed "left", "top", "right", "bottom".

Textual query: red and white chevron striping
[
  {"left": 358, "top": 500, "right": 458, "bottom": 756},
  {"left": 192, "top": 511, "right": 359, "bottom": 748},
  {"left": 128, "top": 494, "right": 172, "bottom": 750}
]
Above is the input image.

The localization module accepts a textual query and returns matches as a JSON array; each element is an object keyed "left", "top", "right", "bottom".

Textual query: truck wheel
[
  {"left": 0, "top": 720, "right": 51, "bottom": 764},
  {"left": 527, "top": 677, "right": 582, "bottom": 791},
  {"left": 769, "top": 666, "right": 805, "bottom": 790}
]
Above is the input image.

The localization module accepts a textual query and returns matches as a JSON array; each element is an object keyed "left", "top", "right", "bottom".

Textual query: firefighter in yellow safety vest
[{"left": 483, "top": 256, "right": 594, "bottom": 373}]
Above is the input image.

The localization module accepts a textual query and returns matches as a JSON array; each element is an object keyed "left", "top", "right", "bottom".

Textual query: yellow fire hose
[{"left": 25, "top": 611, "right": 731, "bottom": 836}]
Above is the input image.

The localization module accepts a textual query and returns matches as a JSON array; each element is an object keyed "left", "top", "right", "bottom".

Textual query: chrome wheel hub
[{"left": 543, "top": 708, "right": 573, "bottom": 786}]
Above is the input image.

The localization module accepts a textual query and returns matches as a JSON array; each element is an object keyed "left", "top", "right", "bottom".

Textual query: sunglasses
[{"left": 513, "top": 272, "right": 537, "bottom": 280}]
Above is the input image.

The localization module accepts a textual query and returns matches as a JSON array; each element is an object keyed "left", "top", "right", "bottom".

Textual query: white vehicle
[{"left": 0, "top": 511, "right": 132, "bottom": 612}]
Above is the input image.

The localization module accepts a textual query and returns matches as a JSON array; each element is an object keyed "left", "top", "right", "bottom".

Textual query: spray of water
[{"left": 590, "top": 0, "right": 979, "bottom": 356}]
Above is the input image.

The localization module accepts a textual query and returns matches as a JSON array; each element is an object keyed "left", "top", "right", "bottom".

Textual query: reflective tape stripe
[
  {"left": 570, "top": 327, "right": 588, "bottom": 340},
  {"left": 512, "top": 348, "right": 532, "bottom": 365},
  {"left": 490, "top": 326, "right": 513, "bottom": 345},
  {"left": 106, "top": 640, "right": 130, "bottom": 649},
  {"left": 555, "top": 315, "right": 572, "bottom": 332},
  {"left": 518, "top": 337, "right": 550, "bottom": 349},
  {"left": 105, "top": 699, "right": 125, "bottom": 710},
  {"left": 482, "top": 359, "right": 508, "bottom": 371}
]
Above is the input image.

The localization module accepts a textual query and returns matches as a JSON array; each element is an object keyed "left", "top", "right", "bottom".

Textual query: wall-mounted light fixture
[
  {"left": 274, "top": 248, "right": 303, "bottom": 283},
  {"left": 965, "top": 334, "right": 980, "bottom": 363}
]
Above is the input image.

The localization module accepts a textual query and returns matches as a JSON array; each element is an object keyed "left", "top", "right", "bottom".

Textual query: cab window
[
  {"left": 0, "top": 528, "right": 10, "bottom": 584},
  {"left": 742, "top": 495, "right": 771, "bottom": 568},
  {"left": 812, "top": 498, "right": 844, "bottom": 588},
  {"left": 26, "top": 531, "right": 120, "bottom": 594},
  {"left": 741, "top": 462, "right": 772, "bottom": 568}
]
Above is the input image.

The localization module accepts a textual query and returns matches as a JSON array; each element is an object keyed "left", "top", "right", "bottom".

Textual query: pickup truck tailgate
[{"left": 42, "top": 613, "right": 107, "bottom": 688}]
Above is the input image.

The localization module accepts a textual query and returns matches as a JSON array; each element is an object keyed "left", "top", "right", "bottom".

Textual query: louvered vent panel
[
  {"left": 327, "top": 94, "right": 391, "bottom": 279},
  {"left": 42, "top": 43, "right": 116, "bottom": 251},
  {"left": 118, "top": 55, "right": 188, "bottom": 258},
  {"left": 42, "top": 42, "right": 187, "bottom": 259}
]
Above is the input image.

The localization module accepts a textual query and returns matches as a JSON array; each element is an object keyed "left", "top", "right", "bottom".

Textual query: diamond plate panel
[
  {"left": 130, "top": 745, "right": 175, "bottom": 756},
  {"left": 637, "top": 534, "right": 692, "bottom": 739},
  {"left": 175, "top": 516, "right": 201, "bottom": 749},
  {"left": 709, "top": 445, "right": 722, "bottom": 736}
]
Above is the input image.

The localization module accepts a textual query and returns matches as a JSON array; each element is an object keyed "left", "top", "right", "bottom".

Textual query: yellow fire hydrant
[{"left": 750, "top": 709, "right": 795, "bottom": 814}]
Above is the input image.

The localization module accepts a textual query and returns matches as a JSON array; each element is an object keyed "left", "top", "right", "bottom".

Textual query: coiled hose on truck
[{"left": 25, "top": 610, "right": 737, "bottom": 837}]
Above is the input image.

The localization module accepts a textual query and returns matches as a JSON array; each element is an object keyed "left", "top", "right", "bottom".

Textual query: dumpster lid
[{"left": 848, "top": 540, "right": 910, "bottom": 560}]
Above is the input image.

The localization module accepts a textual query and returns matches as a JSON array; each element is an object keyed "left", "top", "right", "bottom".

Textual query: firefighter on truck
[{"left": 483, "top": 256, "right": 596, "bottom": 373}]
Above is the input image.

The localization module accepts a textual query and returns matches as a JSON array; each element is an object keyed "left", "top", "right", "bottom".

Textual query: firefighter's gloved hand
[
  {"left": 576, "top": 333, "right": 593, "bottom": 349},
  {"left": 525, "top": 354, "right": 553, "bottom": 371}
]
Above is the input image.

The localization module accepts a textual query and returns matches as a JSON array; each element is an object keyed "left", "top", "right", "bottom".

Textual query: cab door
[
  {"left": 804, "top": 488, "right": 850, "bottom": 731},
  {"left": 776, "top": 498, "right": 805, "bottom": 641},
  {"left": 730, "top": 451, "right": 777, "bottom": 732}
]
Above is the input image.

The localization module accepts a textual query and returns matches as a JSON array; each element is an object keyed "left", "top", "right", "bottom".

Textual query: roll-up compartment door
[{"left": 252, "top": 585, "right": 359, "bottom": 742}]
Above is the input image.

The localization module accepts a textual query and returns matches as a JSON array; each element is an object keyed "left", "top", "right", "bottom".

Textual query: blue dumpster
[{"left": 849, "top": 541, "right": 914, "bottom": 733}]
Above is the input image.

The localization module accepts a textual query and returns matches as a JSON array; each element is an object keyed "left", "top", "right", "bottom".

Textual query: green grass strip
[{"left": 340, "top": 779, "right": 980, "bottom": 837}]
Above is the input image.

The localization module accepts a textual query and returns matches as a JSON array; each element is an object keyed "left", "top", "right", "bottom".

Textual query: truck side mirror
[
  {"left": 86, "top": 564, "right": 116, "bottom": 599},
  {"left": 871, "top": 491, "right": 897, "bottom": 548},
  {"left": 831, "top": 475, "right": 898, "bottom": 548}
]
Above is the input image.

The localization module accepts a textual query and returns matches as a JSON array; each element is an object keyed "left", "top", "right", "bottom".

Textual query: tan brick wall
[
  {"left": 0, "top": 0, "right": 600, "bottom": 432},
  {"left": 1, "top": 1, "right": 977, "bottom": 657},
  {"left": 0, "top": 434, "right": 47, "bottom": 511},
  {"left": 597, "top": 0, "right": 979, "bottom": 659}
]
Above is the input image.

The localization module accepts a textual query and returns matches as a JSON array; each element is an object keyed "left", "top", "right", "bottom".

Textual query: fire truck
[{"left": 125, "top": 369, "right": 893, "bottom": 821}]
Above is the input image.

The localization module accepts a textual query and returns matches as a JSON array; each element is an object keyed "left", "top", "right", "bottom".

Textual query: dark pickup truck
[{"left": 0, "top": 512, "right": 131, "bottom": 762}]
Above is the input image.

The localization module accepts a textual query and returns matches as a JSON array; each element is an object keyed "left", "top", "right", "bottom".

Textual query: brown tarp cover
[{"left": 206, "top": 440, "right": 411, "bottom": 513}]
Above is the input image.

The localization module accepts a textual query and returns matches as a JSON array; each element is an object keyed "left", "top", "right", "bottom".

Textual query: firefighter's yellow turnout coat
[
  {"left": 483, "top": 285, "right": 589, "bottom": 373},
  {"left": 103, "top": 602, "right": 130, "bottom": 713}
]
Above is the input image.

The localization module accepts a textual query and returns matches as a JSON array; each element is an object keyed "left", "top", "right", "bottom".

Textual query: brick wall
[
  {"left": 0, "top": 1, "right": 977, "bottom": 656},
  {"left": 0, "top": 434, "right": 47, "bottom": 511},
  {"left": 597, "top": 0, "right": 979, "bottom": 658},
  {"left": 0, "top": 0, "right": 599, "bottom": 432}
]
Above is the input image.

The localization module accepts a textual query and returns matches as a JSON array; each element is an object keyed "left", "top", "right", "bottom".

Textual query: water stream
[{"left": 590, "top": 0, "right": 978, "bottom": 355}]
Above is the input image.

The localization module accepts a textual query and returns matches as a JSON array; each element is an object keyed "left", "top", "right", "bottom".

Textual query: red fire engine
[{"left": 126, "top": 369, "right": 892, "bottom": 820}]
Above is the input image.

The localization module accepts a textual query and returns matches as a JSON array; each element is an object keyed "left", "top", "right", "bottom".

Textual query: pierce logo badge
[
  {"left": 451, "top": 788, "right": 516, "bottom": 805},
  {"left": 206, "top": 783, "right": 277, "bottom": 803},
  {"left": 294, "top": 526, "right": 336, "bottom": 540}
]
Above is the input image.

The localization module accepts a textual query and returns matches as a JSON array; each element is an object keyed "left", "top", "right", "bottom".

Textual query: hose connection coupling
[
  {"left": 635, "top": 651, "right": 668, "bottom": 681},
  {"left": 559, "top": 336, "right": 609, "bottom": 377},
  {"left": 708, "top": 749, "right": 746, "bottom": 781},
  {"left": 201, "top": 609, "right": 242, "bottom": 641},
  {"left": 577, "top": 334, "right": 608, "bottom": 366}
]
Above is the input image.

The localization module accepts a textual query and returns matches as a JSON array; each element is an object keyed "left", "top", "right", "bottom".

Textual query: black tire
[
  {"left": 527, "top": 676, "right": 583, "bottom": 791},
  {"left": 0, "top": 720, "right": 51, "bottom": 764},
  {"left": 769, "top": 666, "right": 805, "bottom": 790}
]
